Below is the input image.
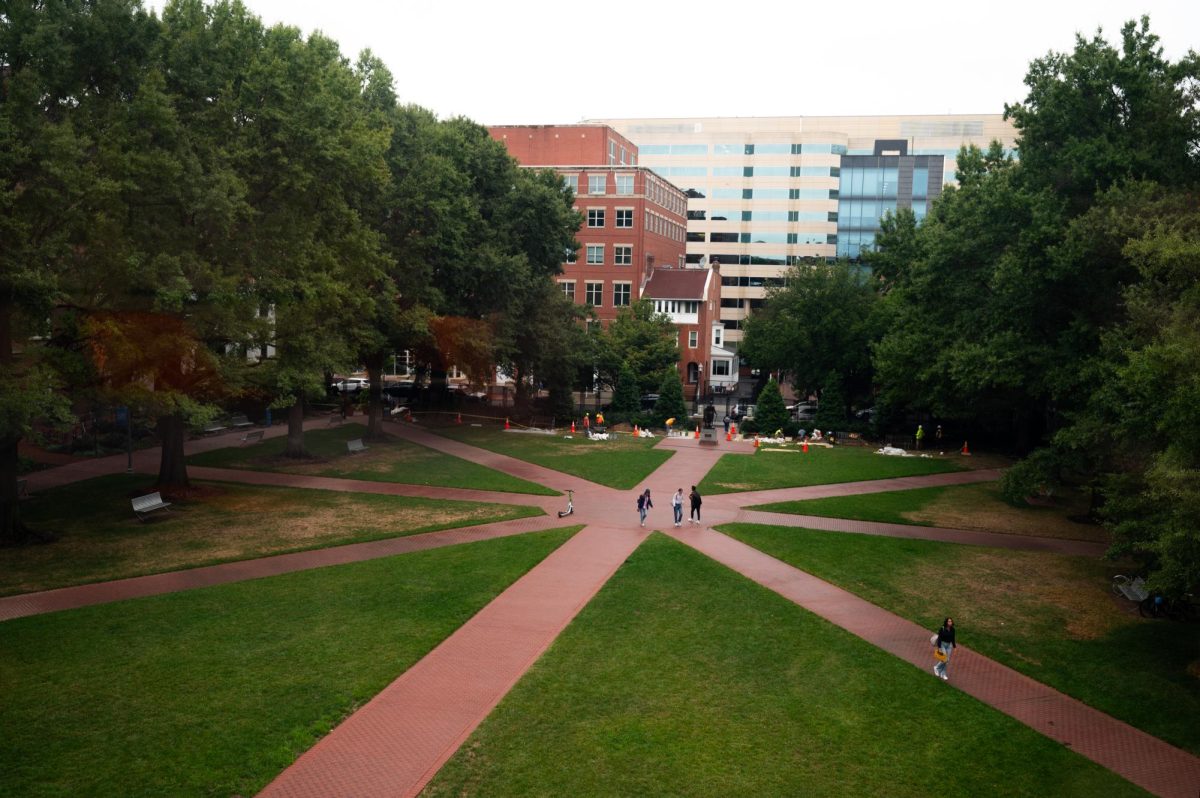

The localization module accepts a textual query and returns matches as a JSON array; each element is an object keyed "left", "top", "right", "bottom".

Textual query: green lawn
[
  {"left": 0, "top": 527, "right": 579, "bottom": 798},
  {"left": 187, "top": 424, "right": 556, "bottom": 495},
  {"left": 750, "top": 482, "right": 1109, "bottom": 542},
  {"left": 425, "top": 534, "right": 1145, "bottom": 797},
  {"left": 2, "top": 473, "right": 543, "bottom": 596},
  {"left": 430, "top": 423, "right": 673, "bottom": 489},
  {"left": 698, "top": 445, "right": 963, "bottom": 494},
  {"left": 720, "top": 524, "right": 1200, "bottom": 756}
]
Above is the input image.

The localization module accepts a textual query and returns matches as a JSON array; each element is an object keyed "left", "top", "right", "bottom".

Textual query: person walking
[
  {"left": 723, "top": 413, "right": 731, "bottom": 434},
  {"left": 915, "top": 423, "right": 925, "bottom": 450},
  {"left": 637, "top": 488, "right": 653, "bottom": 527},
  {"left": 671, "top": 488, "right": 684, "bottom": 527},
  {"left": 932, "top": 617, "right": 956, "bottom": 680},
  {"left": 689, "top": 485, "right": 702, "bottom": 524}
]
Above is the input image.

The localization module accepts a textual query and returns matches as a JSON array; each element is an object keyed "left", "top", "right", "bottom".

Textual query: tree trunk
[
  {"left": 0, "top": 435, "right": 54, "bottom": 545},
  {"left": 285, "top": 400, "right": 307, "bottom": 458},
  {"left": 364, "top": 352, "right": 385, "bottom": 440},
  {"left": 155, "top": 414, "right": 191, "bottom": 490}
]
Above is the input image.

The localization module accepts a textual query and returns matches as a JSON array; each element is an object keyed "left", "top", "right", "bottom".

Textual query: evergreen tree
[
  {"left": 653, "top": 369, "right": 687, "bottom": 429},
  {"left": 611, "top": 361, "right": 640, "bottom": 417},
  {"left": 814, "top": 371, "right": 848, "bottom": 431},
  {"left": 755, "top": 377, "right": 790, "bottom": 434}
]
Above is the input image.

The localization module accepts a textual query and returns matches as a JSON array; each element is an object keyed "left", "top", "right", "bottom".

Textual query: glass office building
[{"left": 590, "top": 115, "right": 1017, "bottom": 351}]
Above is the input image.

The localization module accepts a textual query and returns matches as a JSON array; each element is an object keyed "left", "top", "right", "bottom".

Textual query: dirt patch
[{"left": 907, "top": 483, "right": 1110, "bottom": 542}]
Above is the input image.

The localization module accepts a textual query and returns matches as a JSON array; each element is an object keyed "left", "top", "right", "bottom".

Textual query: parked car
[
  {"left": 331, "top": 377, "right": 370, "bottom": 393},
  {"left": 854, "top": 406, "right": 877, "bottom": 421},
  {"left": 384, "top": 380, "right": 416, "bottom": 399},
  {"left": 640, "top": 393, "right": 660, "bottom": 411},
  {"left": 790, "top": 403, "right": 818, "bottom": 421}
]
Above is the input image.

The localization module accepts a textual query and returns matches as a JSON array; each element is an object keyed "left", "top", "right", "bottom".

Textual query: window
[
  {"left": 585, "top": 281, "right": 603, "bottom": 306},
  {"left": 615, "top": 174, "right": 634, "bottom": 195},
  {"left": 620, "top": 146, "right": 627, "bottom": 165},
  {"left": 713, "top": 326, "right": 723, "bottom": 347},
  {"left": 688, "top": 331, "right": 698, "bottom": 348},
  {"left": 587, "top": 208, "right": 605, "bottom": 227},
  {"left": 564, "top": 246, "right": 577, "bottom": 264},
  {"left": 614, "top": 245, "right": 632, "bottom": 265},
  {"left": 616, "top": 208, "right": 633, "bottom": 228},
  {"left": 687, "top": 363, "right": 699, "bottom": 383},
  {"left": 586, "top": 245, "right": 604, "bottom": 265},
  {"left": 613, "top": 282, "right": 631, "bottom": 306},
  {"left": 562, "top": 174, "right": 577, "bottom": 193},
  {"left": 588, "top": 174, "right": 606, "bottom": 195},
  {"left": 712, "top": 359, "right": 731, "bottom": 376},
  {"left": 608, "top": 141, "right": 616, "bottom": 164},
  {"left": 559, "top": 280, "right": 575, "bottom": 300}
]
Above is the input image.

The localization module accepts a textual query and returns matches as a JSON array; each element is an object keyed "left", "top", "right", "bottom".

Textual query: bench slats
[
  {"left": 132, "top": 492, "right": 171, "bottom": 521},
  {"left": 346, "top": 438, "right": 368, "bottom": 454}
]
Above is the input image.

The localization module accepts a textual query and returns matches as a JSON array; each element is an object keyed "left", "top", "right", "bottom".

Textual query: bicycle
[{"left": 1138, "top": 593, "right": 1198, "bottom": 622}]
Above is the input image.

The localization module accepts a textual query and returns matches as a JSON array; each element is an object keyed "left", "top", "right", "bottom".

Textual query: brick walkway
[{"left": 7, "top": 424, "right": 1198, "bottom": 797}]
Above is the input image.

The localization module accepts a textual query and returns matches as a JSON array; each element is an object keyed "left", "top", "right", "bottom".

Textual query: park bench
[
  {"left": 131, "top": 492, "right": 171, "bottom": 521},
  {"left": 346, "top": 438, "right": 368, "bottom": 454},
  {"left": 201, "top": 421, "right": 228, "bottom": 435},
  {"left": 240, "top": 430, "right": 264, "bottom": 445},
  {"left": 229, "top": 414, "right": 255, "bottom": 429},
  {"left": 1115, "top": 576, "right": 1149, "bottom": 602}
]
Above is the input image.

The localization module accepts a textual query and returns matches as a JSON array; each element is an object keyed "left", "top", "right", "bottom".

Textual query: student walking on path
[
  {"left": 637, "top": 489, "right": 653, "bottom": 527},
  {"left": 932, "top": 617, "right": 956, "bottom": 680},
  {"left": 915, "top": 424, "right": 925, "bottom": 450},
  {"left": 671, "top": 488, "right": 684, "bottom": 527},
  {"left": 689, "top": 485, "right": 702, "bottom": 524}
]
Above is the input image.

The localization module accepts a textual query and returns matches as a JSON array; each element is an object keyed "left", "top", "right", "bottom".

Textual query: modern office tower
[
  {"left": 489, "top": 125, "right": 725, "bottom": 400},
  {"left": 589, "top": 115, "right": 1018, "bottom": 356}
]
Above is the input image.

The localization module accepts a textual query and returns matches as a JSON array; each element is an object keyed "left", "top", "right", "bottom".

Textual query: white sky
[{"left": 147, "top": 0, "right": 1198, "bottom": 124}]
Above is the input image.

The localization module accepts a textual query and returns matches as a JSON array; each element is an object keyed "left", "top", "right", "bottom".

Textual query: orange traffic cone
[
  {"left": 961, "top": 440, "right": 970, "bottom": 455},
  {"left": 571, "top": 420, "right": 576, "bottom": 433},
  {"left": 633, "top": 424, "right": 639, "bottom": 437},
  {"left": 802, "top": 439, "right": 808, "bottom": 453},
  {"left": 726, "top": 429, "right": 732, "bottom": 442},
  {"left": 695, "top": 425, "right": 700, "bottom": 439},
  {"left": 754, "top": 435, "right": 760, "bottom": 448},
  {"left": 505, "top": 417, "right": 510, "bottom": 430},
  {"left": 731, "top": 423, "right": 737, "bottom": 437},
  {"left": 456, "top": 412, "right": 462, "bottom": 424}
]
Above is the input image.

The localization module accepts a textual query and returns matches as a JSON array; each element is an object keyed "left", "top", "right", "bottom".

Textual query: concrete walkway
[{"left": 7, "top": 423, "right": 1198, "bottom": 797}]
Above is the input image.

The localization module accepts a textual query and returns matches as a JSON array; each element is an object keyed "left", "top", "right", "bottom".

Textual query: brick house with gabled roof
[{"left": 639, "top": 258, "right": 729, "bottom": 404}]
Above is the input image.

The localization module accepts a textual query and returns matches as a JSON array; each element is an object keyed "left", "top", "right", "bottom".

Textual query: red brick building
[{"left": 489, "top": 125, "right": 723, "bottom": 400}]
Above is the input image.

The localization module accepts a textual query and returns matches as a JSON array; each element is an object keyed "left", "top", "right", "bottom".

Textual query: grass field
[
  {"left": 0, "top": 527, "right": 579, "bottom": 797},
  {"left": 425, "top": 534, "right": 1145, "bottom": 797},
  {"left": 430, "top": 423, "right": 673, "bottom": 489},
  {"left": 1, "top": 474, "right": 543, "bottom": 596},
  {"left": 698, "top": 445, "right": 963, "bottom": 494},
  {"left": 187, "top": 424, "right": 556, "bottom": 495},
  {"left": 720, "top": 524, "right": 1200, "bottom": 755},
  {"left": 750, "top": 482, "right": 1109, "bottom": 542}
]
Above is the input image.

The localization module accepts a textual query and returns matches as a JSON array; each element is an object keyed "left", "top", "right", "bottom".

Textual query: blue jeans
[
  {"left": 935, "top": 643, "right": 953, "bottom": 677},
  {"left": 639, "top": 506, "right": 647, "bottom": 524},
  {"left": 673, "top": 504, "right": 683, "bottom": 524}
]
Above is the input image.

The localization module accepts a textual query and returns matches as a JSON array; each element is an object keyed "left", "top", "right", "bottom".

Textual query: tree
[
  {"left": 610, "top": 362, "right": 640, "bottom": 418},
  {"left": 740, "top": 259, "right": 880, "bottom": 407},
  {"left": 754, "top": 377, "right": 789, "bottom": 435},
  {"left": 813, "top": 371, "right": 848, "bottom": 432},
  {"left": 1, "top": 0, "right": 158, "bottom": 541},
  {"left": 1004, "top": 17, "right": 1200, "bottom": 213},
  {"left": 653, "top": 369, "right": 687, "bottom": 429},
  {"left": 595, "top": 300, "right": 679, "bottom": 396}
]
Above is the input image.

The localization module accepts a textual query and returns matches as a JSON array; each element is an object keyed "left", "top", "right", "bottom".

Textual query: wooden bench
[
  {"left": 241, "top": 430, "right": 264, "bottom": 445},
  {"left": 131, "top": 492, "right": 171, "bottom": 521},
  {"left": 201, "top": 422, "right": 228, "bottom": 435},
  {"left": 229, "top": 414, "right": 255, "bottom": 429},
  {"left": 346, "top": 438, "right": 368, "bottom": 454}
]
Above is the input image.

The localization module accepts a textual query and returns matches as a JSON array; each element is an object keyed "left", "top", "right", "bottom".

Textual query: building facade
[
  {"left": 588, "top": 115, "right": 1019, "bottom": 355},
  {"left": 491, "top": 125, "right": 722, "bottom": 399}
]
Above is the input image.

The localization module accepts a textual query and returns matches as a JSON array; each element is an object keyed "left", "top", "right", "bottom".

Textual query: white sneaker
[
  {"left": 933, "top": 666, "right": 940, "bottom": 677},
  {"left": 940, "top": 673, "right": 949, "bottom": 681}
]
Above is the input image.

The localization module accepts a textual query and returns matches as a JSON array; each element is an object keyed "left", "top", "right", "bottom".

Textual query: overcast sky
[{"left": 147, "top": 0, "right": 1198, "bottom": 124}]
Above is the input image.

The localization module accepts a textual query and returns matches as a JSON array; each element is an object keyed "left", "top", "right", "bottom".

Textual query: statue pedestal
[{"left": 700, "top": 427, "right": 719, "bottom": 446}]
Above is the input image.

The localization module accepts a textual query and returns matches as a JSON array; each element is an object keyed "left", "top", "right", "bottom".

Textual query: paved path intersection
[{"left": 7, "top": 420, "right": 1199, "bottom": 797}]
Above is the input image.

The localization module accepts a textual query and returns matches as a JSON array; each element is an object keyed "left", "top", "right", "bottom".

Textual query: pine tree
[
  {"left": 654, "top": 370, "right": 688, "bottom": 429},
  {"left": 755, "top": 377, "right": 790, "bottom": 434}
]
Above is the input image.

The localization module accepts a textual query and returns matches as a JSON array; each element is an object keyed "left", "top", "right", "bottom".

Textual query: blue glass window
[
  {"left": 712, "top": 167, "right": 743, "bottom": 176},
  {"left": 913, "top": 168, "right": 929, "bottom": 198},
  {"left": 752, "top": 166, "right": 788, "bottom": 177},
  {"left": 639, "top": 145, "right": 669, "bottom": 155},
  {"left": 754, "top": 143, "right": 791, "bottom": 154}
]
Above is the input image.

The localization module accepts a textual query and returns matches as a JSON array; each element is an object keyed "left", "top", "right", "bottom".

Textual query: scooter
[{"left": 557, "top": 489, "right": 574, "bottom": 518}]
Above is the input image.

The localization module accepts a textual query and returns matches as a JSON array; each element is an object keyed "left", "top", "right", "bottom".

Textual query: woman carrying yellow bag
[{"left": 932, "top": 617, "right": 956, "bottom": 681}]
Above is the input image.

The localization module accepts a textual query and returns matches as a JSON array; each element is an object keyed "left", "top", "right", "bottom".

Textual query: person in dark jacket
[
  {"left": 933, "top": 617, "right": 956, "bottom": 680},
  {"left": 637, "top": 488, "right": 653, "bottom": 527},
  {"left": 689, "top": 485, "right": 702, "bottom": 524}
]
